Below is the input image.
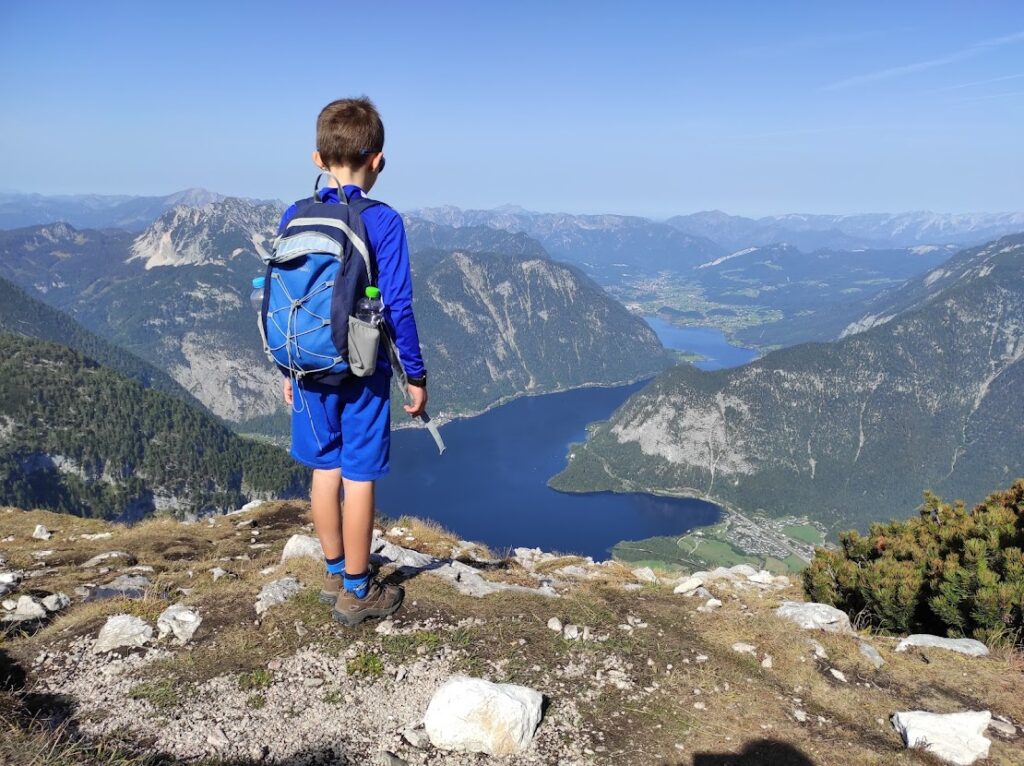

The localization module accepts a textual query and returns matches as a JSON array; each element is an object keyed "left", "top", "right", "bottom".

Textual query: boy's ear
[
  {"left": 312, "top": 150, "right": 326, "bottom": 170},
  {"left": 370, "top": 152, "right": 384, "bottom": 173}
]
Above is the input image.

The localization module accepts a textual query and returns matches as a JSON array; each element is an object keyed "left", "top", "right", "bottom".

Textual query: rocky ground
[{"left": 2, "top": 502, "right": 1023, "bottom": 766}]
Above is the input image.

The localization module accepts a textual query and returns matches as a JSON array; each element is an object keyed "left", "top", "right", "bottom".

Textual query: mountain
[
  {"left": 0, "top": 274, "right": 203, "bottom": 407},
  {"left": 0, "top": 188, "right": 278, "bottom": 231},
  {"left": 2, "top": 202, "right": 672, "bottom": 435},
  {"left": 409, "top": 205, "right": 725, "bottom": 277},
  {"left": 552, "top": 234, "right": 1024, "bottom": 533},
  {"left": 690, "top": 243, "right": 957, "bottom": 348},
  {"left": 668, "top": 210, "right": 1024, "bottom": 251},
  {"left": 0, "top": 333, "right": 306, "bottom": 519},
  {"left": 0, "top": 207, "right": 287, "bottom": 429}
]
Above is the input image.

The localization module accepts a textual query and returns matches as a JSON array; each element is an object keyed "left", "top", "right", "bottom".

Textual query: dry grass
[{"left": 3, "top": 503, "right": 1024, "bottom": 765}]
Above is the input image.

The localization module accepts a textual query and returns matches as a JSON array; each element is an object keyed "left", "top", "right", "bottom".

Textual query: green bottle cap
[{"left": 365, "top": 286, "right": 381, "bottom": 299}]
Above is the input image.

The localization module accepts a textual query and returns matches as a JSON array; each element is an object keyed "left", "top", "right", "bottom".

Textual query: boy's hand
[
  {"left": 282, "top": 378, "right": 293, "bottom": 405},
  {"left": 404, "top": 384, "right": 427, "bottom": 418}
]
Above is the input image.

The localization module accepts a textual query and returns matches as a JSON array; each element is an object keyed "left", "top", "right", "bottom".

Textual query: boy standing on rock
[{"left": 277, "top": 97, "right": 428, "bottom": 625}]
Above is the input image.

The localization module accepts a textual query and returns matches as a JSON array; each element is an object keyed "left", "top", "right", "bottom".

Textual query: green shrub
[{"left": 804, "top": 479, "right": 1024, "bottom": 644}]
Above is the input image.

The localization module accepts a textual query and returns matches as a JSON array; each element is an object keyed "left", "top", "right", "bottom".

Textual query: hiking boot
[
  {"left": 331, "top": 578, "right": 404, "bottom": 626},
  {"left": 319, "top": 563, "right": 379, "bottom": 604}
]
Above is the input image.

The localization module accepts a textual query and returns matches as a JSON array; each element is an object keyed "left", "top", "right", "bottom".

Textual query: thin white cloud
[
  {"left": 821, "top": 30, "right": 1024, "bottom": 91},
  {"left": 928, "top": 72, "right": 1024, "bottom": 93}
]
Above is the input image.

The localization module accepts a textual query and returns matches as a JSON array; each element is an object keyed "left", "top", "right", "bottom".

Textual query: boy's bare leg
[
  {"left": 310, "top": 468, "right": 344, "bottom": 560},
  {"left": 341, "top": 477, "right": 375, "bottom": 574}
]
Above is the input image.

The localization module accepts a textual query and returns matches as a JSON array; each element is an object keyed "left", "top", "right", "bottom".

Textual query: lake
[
  {"left": 378, "top": 381, "right": 720, "bottom": 561},
  {"left": 643, "top": 316, "right": 759, "bottom": 370}
]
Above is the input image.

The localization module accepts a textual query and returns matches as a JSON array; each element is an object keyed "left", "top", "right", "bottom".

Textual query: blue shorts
[{"left": 290, "top": 369, "right": 391, "bottom": 481}]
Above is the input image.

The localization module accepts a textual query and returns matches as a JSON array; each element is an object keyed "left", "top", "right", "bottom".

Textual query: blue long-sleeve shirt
[{"left": 277, "top": 185, "right": 425, "bottom": 380}]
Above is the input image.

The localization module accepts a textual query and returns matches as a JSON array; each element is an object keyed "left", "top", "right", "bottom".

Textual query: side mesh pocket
[{"left": 347, "top": 315, "right": 380, "bottom": 378}]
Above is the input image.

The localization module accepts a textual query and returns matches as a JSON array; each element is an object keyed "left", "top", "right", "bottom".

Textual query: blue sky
[{"left": 1, "top": 1, "right": 1022, "bottom": 217}]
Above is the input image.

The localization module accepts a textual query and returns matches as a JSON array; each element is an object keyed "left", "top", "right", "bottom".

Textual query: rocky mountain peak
[
  {"left": 129, "top": 197, "right": 283, "bottom": 269},
  {"left": 2, "top": 502, "right": 1019, "bottom": 765}
]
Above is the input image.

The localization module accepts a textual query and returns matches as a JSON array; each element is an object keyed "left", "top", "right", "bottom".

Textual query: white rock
[
  {"left": 94, "top": 615, "right": 153, "bottom": 653},
  {"left": 0, "top": 571, "right": 22, "bottom": 598},
  {"left": 280, "top": 535, "right": 326, "bottom": 565},
  {"left": 806, "top": 639, "right": 828, "bottom": 660},
  {"left": 2, "top": 595, "right": 47, "bottom": 622},
  {"left": 32, "top": 525, "right": 52, "bottom": 540},
  {"left": 747, "top": 570, "right": 774, "bottom": 585},
  {"left": 729, "top": 564, "right": 758, "bottom": 577},
  {"left": 895, "top": 634, "right": 989, "bottom": 657},
  {"left": 829, "top": 668, "right": 847, "bottom": 683},
  {"left": 774, "top": 601, "right": 853, "bottom": 634},
  {"left": 157, "top": 604, "right": 202, "bottom": 644},
  {"left": 760, "top": 654, "right": 773, "bottom": 669},
  {"left": 988, "top": 719, "right": 1016, "bottom": 738},
  {"left": 82, "top": 551, "right": 130, "bottom": 568},
  {"left": 80, "top": 532, "right": 113, "bottom": 541},
  {"left": 891, "top": 710, "right": 992, "bottom": 765},
  {"left": 403, "top": 727, "right": 431, "bottom": 749},
  {"left": 209, "top": 567, "right": 228, "bottom": 581},
  {"left": 1, "top": 599, "right": 15, "bottom": 610},
  {"left": 631, "top": 567, "right": 657, "bottom": 583},
  {"left": 423, "top": 676, "right": 544, "bottom": 756},
  {"left": 732, "top": 642, "right": 757, "bottom": 655},
  {"left": 563, "top": 624, "right": 580, "bottom": 641},
  {"left": 673, "top": 576, "right": 704, "bottom": 595},
  {"left": 859, "top": 641, "right": 885, "bottom": 669},
  {"left": 547, "top": 617, "right": 563, "bottom": 632},
  {"left": 87, "top": 574, "right": 150, "bottom": 601},
  {"left": 254, "top": 577, "right": 302, "bottom": 615},
  {"left": 42, "top": 593, "right": 70, "bottom": 613},
  {"left": 31, "top": 550, "right": 54, "bottom": 560}
]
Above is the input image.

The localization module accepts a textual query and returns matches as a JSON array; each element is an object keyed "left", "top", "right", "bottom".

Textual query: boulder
[
  {"left": 82, "top": 551, "right": 132, "bottom": 568},
  {"left": 631, "top": 567, "right": 657, "bottom": 583},
  {"left": 423, "top": 676, "right": 544, "bottom": 756},
  {"left": 891, "top": 710, "right": 992, "bottom": 765},
  {"left": 42, "top": 592, "right": 70, "bottom": 613},
  {"left": 80, "top": 532, "right": 113, "bottom": 541},
  {"left": 32, "top": 524, "right": 52, "bottom": 541},
  {"left": 729, "top": 564, "right": 758, "bottom": 578},
  {"left": 280, "top": 534, "right": 323, "bottom": 564},
  {"left": 255, "top": 577, "right": 302, "bottom": 615},
  {"left": 895, "top": 634, "right": 989, "bottom": 658},
  {"left": 157, "top": 604, "right": 202, "bottom": 644},
  {"left": 94, "top": 615, "right": 153, "bottom": 653},
  {"left": 0, "top": 571, "right": 23, "bottom": 598},
  {"left": 673, "top": 576, "right": 704, "bottom": 595},
  {"left": 747, "top": 570, "right": 774, "bottom": 585},
  {"left": 858, "top": 641, "right": 885, "bottom": 669},
  {"left": 86, "top": 574, "right": 151, "bottom": 601},
  {"left": 1, "top": 595, "right": 47, "bottom": 623},
  {"left": 774, "top": 601, "right": 853, "bottom": 634}
]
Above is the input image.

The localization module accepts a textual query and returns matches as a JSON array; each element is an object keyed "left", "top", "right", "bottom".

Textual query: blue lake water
[
  {"left": 643, "top": 316, "right": 759, "bottom": 370},
  {"left": 378, "top": 381, "right": 720, "bottom": 560}
]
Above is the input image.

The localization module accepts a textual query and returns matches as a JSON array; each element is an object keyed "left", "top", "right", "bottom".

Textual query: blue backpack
[{"left": 258, "top": 177, "right": 382, "bottom": 385}]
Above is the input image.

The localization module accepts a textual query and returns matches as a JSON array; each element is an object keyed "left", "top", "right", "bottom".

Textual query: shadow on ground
[{"left": 688, "top": 739, "right": 816, "bottom": 765}]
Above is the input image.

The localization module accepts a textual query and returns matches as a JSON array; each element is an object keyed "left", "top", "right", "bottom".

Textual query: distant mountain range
[
  {"left": 667, "top": 210, "right": 1024, "bottom": 251},
  {"left": 0, "top": 199, "right": 671, "bottom": 436},
  {"left": 409, "top": 204, "right": 725, "bottom": 276},
  {"left": 552, "top": 234, "right": 1024, "bottom": 533},
  {"left": 0, "top": 188, "right": 281, "bottom": 232}
]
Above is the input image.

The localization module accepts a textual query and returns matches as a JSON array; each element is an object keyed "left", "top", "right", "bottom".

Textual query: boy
[{"left": 279, "top": 97, "right": 427, "bottom": 625}]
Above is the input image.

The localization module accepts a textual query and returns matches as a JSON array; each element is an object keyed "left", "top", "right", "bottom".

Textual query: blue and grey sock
[
  {"left": 325, "top": 554, "right": 345, "bottom": 576},
  {"left": 344, "top": 570, "right": 371, "bottom": 599}
]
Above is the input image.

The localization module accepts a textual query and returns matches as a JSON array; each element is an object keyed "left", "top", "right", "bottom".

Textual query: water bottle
[
  {"left": 250, "top": 276, "right": 265, "bottom": 313},
  {"left": 355, "top": 286, "right": 384, "bottom": 326}
]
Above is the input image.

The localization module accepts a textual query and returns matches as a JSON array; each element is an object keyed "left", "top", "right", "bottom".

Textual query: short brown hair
[{"left": 316, "top": 97, "right": 385, "bottom": 169}]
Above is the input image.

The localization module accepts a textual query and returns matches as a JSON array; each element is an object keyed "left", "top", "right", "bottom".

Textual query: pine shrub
[{"left": 804, "top": 479, "right": 1024, "bottom": 644}]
